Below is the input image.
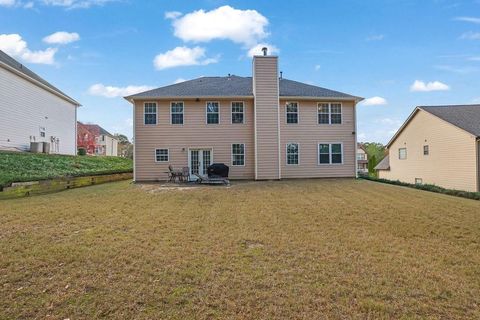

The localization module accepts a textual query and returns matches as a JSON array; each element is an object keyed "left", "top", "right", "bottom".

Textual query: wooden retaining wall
[{"left": 0, "top": 172, "right": 133, "bottom": 200}]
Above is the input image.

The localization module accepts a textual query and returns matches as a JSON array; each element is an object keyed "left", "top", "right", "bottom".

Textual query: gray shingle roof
[
  {"left": 374, "top": 155, "right": 390, "bottom": 170},
  {"left": 420, "top": 105, "right": 480, "bottom": 137},
  {"left": 0, "top": 50, "right": 80, "bottom": 106},
  {"left": 125, "top": 75, "right": 360, "bottom": 100}
]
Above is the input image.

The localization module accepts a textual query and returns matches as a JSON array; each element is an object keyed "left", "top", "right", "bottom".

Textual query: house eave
[
  {"left": 0, "top": 60, "right": 82, "bottom": 107},
  {"left": 125, "top": 95, "right": 363, "bottom": 103}
]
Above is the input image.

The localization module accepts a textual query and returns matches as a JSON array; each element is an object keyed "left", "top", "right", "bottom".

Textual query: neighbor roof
[
  {"left": 0, "top": 50, "right": 80, "bottom": 106},
  {"left": 125, "top": 75, "right": 362, "bottom": 101},
  {"left": 374, "top": 155, "right": 390, "bottom": 171},
  {"left": 80, "top": 123, "right": 114, "bottom": 138},
  {"left": 386, "top": 104, "right": 480, "bottom": 148}
]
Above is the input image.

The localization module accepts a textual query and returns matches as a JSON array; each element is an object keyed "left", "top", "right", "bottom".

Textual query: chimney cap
[{"left": 261, "top": 47, "right": 268, "bottom": 56}]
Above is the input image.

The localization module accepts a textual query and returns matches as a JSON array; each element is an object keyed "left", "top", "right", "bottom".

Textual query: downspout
[
  {"left": 354, "top": 100, "right": 358, "bottom": 178},
  {"left": 132, "top": 99, "right": 136, "bottom": 182},
  {"left": 477, "top": 137, "right": 480, "bottom": 192}
]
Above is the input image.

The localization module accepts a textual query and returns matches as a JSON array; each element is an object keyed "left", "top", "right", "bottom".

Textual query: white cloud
[
  {"left": 23, "top": 1, "right": 34, "bottom": 8},
  {"left": 165, "top": 11, "right": 182, "bottom": 19},
  {"left": 454, "top": 16, "right": 480, "bottom": 24},
  {"left": 410, "top": 80, "right": 450, "bottom": 92},
  {"left": 314, "top": 64, "right": 321, "bottom": 71},
  {"left": 247, "top": 43, "right": 279, "bottom": 57},
  {"left": 153, "top": 46, "right": 218, "bottom": 70},
  {"left": 468, "top": 56, "right": 480, "bottom": 61},
  {"left": 366, "top": 34, "right": 385, "bottom": 41},
  {"left": 460, "top": 31, "right": 480, "bottom": 40},
  {"left": 472, "top": 97, "right": 480, "bottom": 104},
  {"left": 43, "top": 31, "right": 80, "bottom": 44},
  {"left": 173, "top": 78, "right": 186, "bottom": 84},
  {"left": 42, "top": 0, "right": 116, "bottom": 9},
  {"left": 88, "top": 83, "right": 155, "bottom": 98},
  {"left": 361, "top": 96, "right": 388, "bottom": 106},
  {"left": 171, "top": 5, "right": 269, "bottom": 46},
  {"left": 0, "top": 34, "right": 57, "bottom": 64},
  {"left": 0, "top": 0, "right": 15, "bottom": 6},
  {"left": 434, "top": 65, "right": 478, "bottom": 74}
]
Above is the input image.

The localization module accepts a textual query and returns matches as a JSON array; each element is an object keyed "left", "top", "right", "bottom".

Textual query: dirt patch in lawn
[{"left": 1, "top": 179, "right": 480, "bottom": 319}]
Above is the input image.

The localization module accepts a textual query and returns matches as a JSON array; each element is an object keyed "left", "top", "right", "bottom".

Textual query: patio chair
[
  {"left": 193, "top": 173, "right": 230, "bottom": 186},
  {"left": 181, "top": 167, "right": 190, "bottom": 182},
  {"left": 168, "top": 165, "right": 178, "bottom": 182}
]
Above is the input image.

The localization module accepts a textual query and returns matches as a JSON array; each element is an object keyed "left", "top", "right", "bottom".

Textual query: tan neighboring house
[
  {"left": 357, "top": 143, "right": 368, "bottom": 174},
  {"left": 375, "top": 105, "right": 480, "bottom": 192},
  {"left": 125, "top": 51, "right": 363, "bottom": 181}
]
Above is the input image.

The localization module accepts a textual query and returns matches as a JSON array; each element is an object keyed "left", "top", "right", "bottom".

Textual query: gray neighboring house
[{"left": 0, "top": 50, "right": 81, "bottom": 155}]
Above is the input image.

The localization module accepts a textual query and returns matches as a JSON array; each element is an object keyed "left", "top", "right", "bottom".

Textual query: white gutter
[{"left": 0, "top": 60, "right": 81, "bottom": 107}]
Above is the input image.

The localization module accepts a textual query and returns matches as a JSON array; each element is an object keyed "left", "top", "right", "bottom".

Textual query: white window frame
[
  {"left": 399, "top": 148, "right": 407, "bottom": 160},
  {"left": 318, "top": 143, "right": 344, "bottom": 165},
  {"left": 231, "top": 143, "right": 246, "bottom": 166},
  {"left": 170, "top": 101, "right": 184, "bottom": 125},
  {"left": 144, "top": 102, "right": 157, "bottom": 125},
  {"left": 285, "top": 102, "right": 299, "bottom": 124},
  {"left": 231, "top": 101, "right": 245, "bottom": 124},
  {"left": 154, "top": 148, "right": 169, "bottom": 162},
  {"left": 286, "top": 143, "right": 300, "bottom": 165},
  {"left": 317, "top": 102, "right": 342, "bottom": 125},
  {"left": 206, "top": 101, "right": 220, "bottom": 125}
]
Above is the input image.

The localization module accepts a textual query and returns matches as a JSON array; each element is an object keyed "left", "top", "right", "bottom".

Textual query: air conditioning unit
[{"left": 30, "top": 142, "right": 43, "bottom": 153}]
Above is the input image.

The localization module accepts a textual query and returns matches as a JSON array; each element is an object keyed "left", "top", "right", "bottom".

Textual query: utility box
[
  {"left": 30, "top": 142, "right": 43, "bottom": 153},
  {"left": 42, "top": 142, "right": 51, "bottom": 154}
]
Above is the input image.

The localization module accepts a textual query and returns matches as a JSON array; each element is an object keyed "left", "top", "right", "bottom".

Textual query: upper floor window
[
  {"left": 319, "top": 143, "right": 343, "bottom": 164},
  {"left": 423, "top": 145, "right": 429, "bottom": 156},
  {"left": 231, "top": 102, "right": 244, "bottom": 124},
  {"left": 318, "top": 103, "right": 342, "bottom": 124},
  {"left": 206, "top": 102, "right": 219, "bottom": 124},
  {"left": 155, "top": 148, "right": 169, "bottom": 162},
  {"left": 232, "top": 143, "right": 245, "bottom": 166},
  {"left": 357, "top": 153, "right": 366, "bottom": 160},
  {"left": 286, "top": 143, "right": 299, "bottom": 165},
  {"left": 171, "top": 102, "right": 184, "bottom": 125},
  {"left": 286, "top": 102, "right": 298, "bottom": 124},
  {"left": 399, "top": 148, "right": 407, "bottom": 160},
  {"left": 144, "top": 102, "right": 157, "bottom": 125}
]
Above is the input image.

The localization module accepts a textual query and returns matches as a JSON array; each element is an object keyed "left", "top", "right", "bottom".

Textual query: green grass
[
  {"left": 1, "top": 179, "right": 480, "bottom": 319},
  {"left": 0, "top": 151, "right": 132, "bottom": 189}
]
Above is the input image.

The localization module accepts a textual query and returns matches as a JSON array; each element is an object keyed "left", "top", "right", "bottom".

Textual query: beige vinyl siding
[
  {"left": 134, "top": 99, "right": 254, "bottom": 181},
  {"left": 379, "top": 109, "right": 478, "bottom": 192},
  {"left": 253, "top": 56, "right": 280, "bottom": 180},
  {"left": 279, "top": 100, "right": 356, "bottom": 178}
]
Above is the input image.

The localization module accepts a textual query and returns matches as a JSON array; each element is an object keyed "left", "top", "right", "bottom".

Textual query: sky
[{"left": 1, "top": 0, "right": 480, "bottom": 143}]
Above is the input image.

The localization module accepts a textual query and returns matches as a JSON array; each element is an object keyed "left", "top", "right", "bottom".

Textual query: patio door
[{"left": 189, "top": 149, "right": 212, "bottom": 180}]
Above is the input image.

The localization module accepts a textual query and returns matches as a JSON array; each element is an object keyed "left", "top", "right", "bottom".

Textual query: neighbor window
[
  {"left": 232, "top": 143, "right": 245, "bottom": 166},
  {"left": 423, "top": 145, "right": 429, "bottom": 156},
  {"left": 415, "top": 178, "right": 423, "bottom": 185},
  {"left": 399, "top": 148, "right": 407, "bottom": 160},
  {"left": 155, "top": 149, "right": 169, "bottom": 162},
  {"left": 231, "top": 102, "right": 244, "bottom": 124},
  {"left": 319, "top": 143, "right": 343, "bottom": 164},
  {"left": 144, "top": 102, "right": 157, "bottom": 125},
  {"left": 318, "top": 103, "right": 342, "bottom": 124},
  {"left": 286, "top": 102, "right": 298, "bottom": 124},
  {"left": 286, "top": 143, "right": 299, "bottom": 165},
  {"left": 171, "top": 102, "right": 184, "bottom": 125},
  {"left": 206, "top": 102, "right": 219, "bottom": 124}
]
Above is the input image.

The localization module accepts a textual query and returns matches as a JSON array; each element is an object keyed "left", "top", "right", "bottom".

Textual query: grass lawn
[
  {"left": 0, "top": 151, "right": 133, "bottom": 189},
  {"left": 1, "top": 179, "right": 479, "bottom": 319}
]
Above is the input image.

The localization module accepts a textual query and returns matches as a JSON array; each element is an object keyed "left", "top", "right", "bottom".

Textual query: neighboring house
[
  {"left": 77, "top": 122, "right": 118, "bottom": 156},
  {"left": 357, "top": 143, "right": 368, "bottom": 174},
  {"left": 0, "top": 50, "right": 80, "bottom": 155},
  {"left": 125, "top": 50, "right": 363, "bottom": 181},
  {"left": 375, "top": 104, "right": 480, "bottom": 192}
]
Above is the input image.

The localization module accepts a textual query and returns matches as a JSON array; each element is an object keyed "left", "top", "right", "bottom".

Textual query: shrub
[
  {"left": 360, "top": 176, "right": 480, "bottom": 201},
  {"left": 77, "top": 148, "right": 86, "bottom": 156}
]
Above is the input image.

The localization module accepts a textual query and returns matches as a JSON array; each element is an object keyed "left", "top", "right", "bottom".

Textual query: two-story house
[
  {"left": 77, "top": 122, "right": 118, "bottom": 156},
  {"left": 357, "top": 143, "right": 369, "bottom": 174},
  {"left": 0, "top": 50, "right": 80, "bottom": 155},
  {"left": 125, "top": 51, "right": 363, "bottom": 181}
]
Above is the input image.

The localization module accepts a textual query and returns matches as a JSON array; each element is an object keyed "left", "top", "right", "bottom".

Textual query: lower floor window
[
  {"left": 232, "top": 144, "right": 245, "bottom": 166},
  {"left": 155, "top": 148, "right": 169, "bottom": 162},
  {"left": 319, "top": 143, "right": 343, "bottom": 164},
  {"left": 286, "top": 143, "right": 299, "bottom": 165}
]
